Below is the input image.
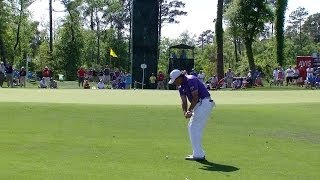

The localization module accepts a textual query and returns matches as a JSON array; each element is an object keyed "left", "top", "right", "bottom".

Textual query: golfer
[{"left": 168, "top": 69, "right": 215, "bottom": 161}]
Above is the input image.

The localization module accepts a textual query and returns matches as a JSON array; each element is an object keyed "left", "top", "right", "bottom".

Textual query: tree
[
  {"left": 287, "top": 7, "right": 308, "bottom": 50},
  {"left": 0, "top": 0, "right": 10, "bottom": 63},
  {"left": 13, "top": 0, "right": 35, "bottom": 63},
  {"left": 159, "top": 0, "right": 187, "bottom": 40},
  {"left": 49, "top": 0, "right": 53, "bottom": 54},
  {"left": 216, "top": 0, "right": 224, "bottom": 79},
  {"left": 197, "top": 30, "right": 214, "bottom": 53},
  {"left": 226, "top": 0, "right": 273, "bottom": 72},
  {"left": 267, "top": 0, "right": 276, "bottom": 36},
  {"left": 159, "top": 0, "right": 187, "bottom": 62},
  {"left": 275, "top": 0, "right": 288, "bottom": 66},
  {"left": 58, "top": 0, "right": 84, "bottom": 80},
  {"left": 303, "top": 13, "right": 320, "bottom": 43}
]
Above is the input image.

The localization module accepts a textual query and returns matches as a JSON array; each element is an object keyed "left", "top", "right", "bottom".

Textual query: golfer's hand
[{"left": 184, "top": 111, "right": 192, "bottom": 119}]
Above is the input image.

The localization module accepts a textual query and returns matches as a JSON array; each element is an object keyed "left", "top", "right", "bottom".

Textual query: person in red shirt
[
  {"left": 156, "top": 71, "right": 165, "bottom": 89},
  {"left": 77, "top": 66, "right": 86, "bottom": 87},
  {"left": 42, "top": 66, "right": 51, "bottom": 87},
  {"left": 298, "top": 66, "right": 307, "bottom": 81}
]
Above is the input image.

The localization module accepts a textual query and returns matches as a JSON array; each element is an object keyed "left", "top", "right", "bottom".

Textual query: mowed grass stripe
[
  {"left": 0, "top": 89, "right": 320, "bottom": 105},
  {"left": 0, "top": 102, "right": 319, "bottom": 179}
]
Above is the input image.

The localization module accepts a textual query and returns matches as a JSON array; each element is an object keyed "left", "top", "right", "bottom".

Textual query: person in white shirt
[
  {"left": 293, "top": 66, "right": 300, "bottom": 84},
  {"left": 285, "top": 66, "right": 294, "bottom": 86},
  {"left": 197, "top": 70, "right": 205, "bottom": 83},
  {"left": 306, "top": 65, "right": 314, "bottom": 79},
  {"left": 97, "top": 79, "right": 105, "bottom": 89},
  {"left": 273, "top": 67, "right": 278, "bottom": 86}
]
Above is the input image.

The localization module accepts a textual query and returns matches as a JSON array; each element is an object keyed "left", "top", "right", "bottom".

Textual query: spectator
[
  {"left": 190, "top": 69, "right": 197, "bottom": 77},
  {"left": 277, "top": 67, "right": 284, "bottom": 86},
  {"left": 226, "top": 68, "right": 235, "bottom": 88},
  {"left": 77, "top": 67, "right": 86, "bottom": 87},
  {"left": 242, "top": 77, "right": 248, "bottom": 89},
  {"left": 97, "top": 79, "right": 105, "bottom": 89},
  {"left": 210, "top": 75, "right": 218, "bottom": 90},
  {"left": 315, "top": 67, "right": 320, "bottom": 76},
  {"left": 125, "top": 72, "right": 132, "bottom": 89},
  {"left": 157, "top": 71, "right": 165, "bottom": 89},
  {"left": 298, "top": 65, "right": 307, "bottom": 81},
  {"left": 273, "top": 67, "right": 278, "bottom": 86},
  {"left": 39, "top": 77, "right": 47, "bottom": 88},
  {"left": 103, "top": 65, "right": 111, "bottom": 84},
  {"left": 296, "top": 76, "right": 304, "bottom": 87},
  {"left": 232, "top": 78, "right": 242, "bottom": 90},
  {"left": 306, "top": 65, "right": 314, "bottom": 79},
  {"left": 5, "top": 64, "right": 14, "bottom": 88},
  {"left": 88, "top": 68, "right": 93, "bottom": 82},
  {"left": 84, "top": 80, "right": 90, "bottom": 89},
  {"left": 49, "top": 78, "right": 58, "bottom": 89},
  {"left": 42, "top": 66, "right": 51, "bottom": 87},
  {"left": 314, "top": 74, "right": 320, "bottom": 89},
  {"left": 149, "top": 73, "right": 157, "bottom": 89},
  {"left": 19, "top": 67, "right": 27, "bottom": 88},
  {"left": 0, "top": 62, "right": 5, "bottom": 87},
  {"left": 98, "top": 69, "right": 104, "bottom": 82},
  {"left": 293, "top": 66, "right": 300, "bottom": 85},
  {"left": 255, "top": 75, "right": 263, "bottom": 87},
  {"left": 197, "top": 70, "right": 205, "bottom": 83},
  {"left": 285, "top": 65, "right": 294, "bottom": 86}
]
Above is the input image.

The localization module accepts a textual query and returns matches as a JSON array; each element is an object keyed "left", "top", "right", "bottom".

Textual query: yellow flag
[{"left": 110, "top": 49, "right": 118, "bottom": 58}]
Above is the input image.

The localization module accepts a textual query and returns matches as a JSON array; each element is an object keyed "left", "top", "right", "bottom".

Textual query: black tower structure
[{"left": 131, "top": 0, "right": 159, "bottom": 87}]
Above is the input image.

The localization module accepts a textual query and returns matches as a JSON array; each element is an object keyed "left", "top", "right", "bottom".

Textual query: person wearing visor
[{"left": 168, "top": 69, "right": 215, "bottom": 161}]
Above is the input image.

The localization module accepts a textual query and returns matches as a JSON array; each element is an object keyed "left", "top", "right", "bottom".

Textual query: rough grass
[{"left": 0, "top": 89, "right": 319, "bottom": 179}]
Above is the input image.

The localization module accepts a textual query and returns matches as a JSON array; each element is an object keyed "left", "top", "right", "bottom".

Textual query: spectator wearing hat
[
  {"left": 226, "top": 68, "right": 235, "bottom": 88},
  {"left": 149, "top": 73, "right": 157, "bottom": 89},
  {"left": 19, "top": 67, "right": 27, "bottom": 87},
  {"left": 42, "top": 66, "right": 51, "bottom": 87}
]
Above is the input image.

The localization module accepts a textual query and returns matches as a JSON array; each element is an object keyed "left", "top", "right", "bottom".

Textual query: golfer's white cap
[{"left": 168, "top": 69, "right": 182, "bottom": 84}]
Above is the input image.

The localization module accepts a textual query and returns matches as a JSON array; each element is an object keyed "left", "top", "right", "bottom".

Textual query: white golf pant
[{"left": 188, "top": 98, "right": 215, "bottom": 158}]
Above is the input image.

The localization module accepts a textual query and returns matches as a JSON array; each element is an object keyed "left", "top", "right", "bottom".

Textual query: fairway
[{"left": 0, "top": 89, "right": 319, "bottom": 179}]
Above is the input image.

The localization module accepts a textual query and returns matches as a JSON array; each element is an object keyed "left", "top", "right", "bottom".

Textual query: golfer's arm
[
  {"left": 188, "top": 90, "right": 199, "bottom": 112},
  {"left": 181, "top": 95, "right": 188, "bottom": 114}
]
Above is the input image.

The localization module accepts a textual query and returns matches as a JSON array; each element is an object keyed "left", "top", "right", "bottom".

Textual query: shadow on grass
[{"left": 197, "top": 160, "right": 239, "bottom": 172}]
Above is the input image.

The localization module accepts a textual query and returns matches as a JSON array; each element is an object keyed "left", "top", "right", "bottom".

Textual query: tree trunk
[
  {"left": 233, "top": 37, "right": 238, "bottom": 62},
  {"left": 275, "top": 0, "right": 287, "bottom": 66},
  {"left": 96, "top": 10, "right": 100, "bottom": 64},
  {"left": 14, "top": 4, "right": 22, "bottom": 52},
  {"left": 0, "top": 37, "right": 7, "bottom": 63},
  {"left": 49, "top": 0, "right": 53, "bottom": 53},
  {"left": 13, "top": 2, "right": 23, "bottom": 64},
  {"left": 157, "top": 0, "right": 162, "bottom": 66},
  {"left": 244, "top": 39, "right": 256, "bottom": 72},
  {"left": 90, "top": 8, "right": 94, "bottom": 31},
  {"left": 216, "top": 0, "right": 224, "bottom": 80}
]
